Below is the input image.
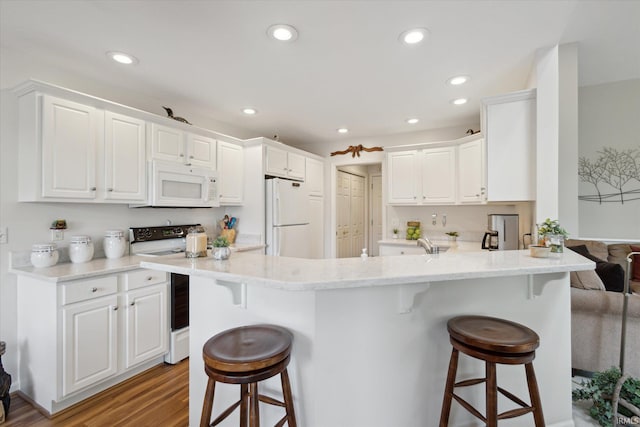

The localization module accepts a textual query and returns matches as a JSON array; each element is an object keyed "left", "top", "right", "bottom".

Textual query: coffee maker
[{"left": 482, "top": 214, "right": 519, "bottom": 250}]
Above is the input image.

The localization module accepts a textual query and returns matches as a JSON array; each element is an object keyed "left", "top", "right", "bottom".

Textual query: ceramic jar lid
[
  {"left": 70, "top": 235, "right": 92, "bottom": 244},
  {"left": 104, "top": 229, "right": 124, "bottom": 238},
  {"left": 31, "top": 243, "right": 57, "bottom": 253}
]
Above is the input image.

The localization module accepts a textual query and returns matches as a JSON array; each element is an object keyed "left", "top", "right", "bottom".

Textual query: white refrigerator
[{"left": 265, "top": 178, "right": 310, "bottom": 258}]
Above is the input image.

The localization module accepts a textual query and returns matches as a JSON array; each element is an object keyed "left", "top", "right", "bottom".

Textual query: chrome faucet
[{"left": 417, "top": 237, "right": 436, "bottom": 254}]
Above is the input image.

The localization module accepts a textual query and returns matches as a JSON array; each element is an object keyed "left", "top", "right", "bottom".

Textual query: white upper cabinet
[
  {"left": 18, "top": 93, "right": 148, "bottom": 204},
  {"left": 387, "top": 150, "right": 419, "bottom": 204},
  {"left": 104, "top": 111, "right": 147, "bottom": 202},
  {"left": 421, "top": 146, "right": 457, "bottom": 204},
  {"left": 150, "top": 123, "right": 217, "bottom": 169},
  {"left": 457, "top": 138, "right": 486, "bottom": 203},
  {"left": 387, "top": 135, "right": 486, "bottom": 206},
  {"left": 41, "top": 95, "right": 98, "bottom": 199},
  {"left": 265, "top": 145, "right": 305, "bottom": 181},
  {"left": 305, "top": 157, "right": 324, "bottom": 197},
  {"left": 217, "top": 141, "right": 244, "bottom": 205},
  {"left": 482, "top": 89, "right": 536, "bottom": 201}
]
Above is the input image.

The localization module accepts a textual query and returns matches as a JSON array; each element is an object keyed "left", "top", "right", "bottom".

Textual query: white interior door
[
  {"left": 350, "top": 175, "right": 365, "bottom": 257},
  {"left": 369, "top": 174, "right": 383, "bottom": 256},
  {"left": 336, "top": 171, "right": 351, "bottom": 258}
]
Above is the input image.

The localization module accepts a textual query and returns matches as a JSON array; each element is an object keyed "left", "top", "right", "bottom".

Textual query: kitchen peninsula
[{"left": 141, "top": 250, "right": 593, "bottom": 427}]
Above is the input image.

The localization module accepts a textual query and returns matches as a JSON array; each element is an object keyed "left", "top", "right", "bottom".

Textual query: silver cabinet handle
[
  {"left": 190, "top": 155, "right": 194, "bottom": 159},
  {"left": 113, "top": 306, "right": 118, "bottom": 311},
  {"left": 107, "top": 188, "right": 113, "bottom": 192},
  {"left": 90, "top": 187, "right": 97, "bottom": 191},
  {"left": 179, "top": 153, "right": 184, "bottom": 157},
  {"left": 130, "top": 301, "right": 136, "bottom": 306},
  {"left": 91, "top": 287, "right": 98, "bottom": 293},
  {"left": 146, "top": 276, "right": 153, "bottom": 281}
]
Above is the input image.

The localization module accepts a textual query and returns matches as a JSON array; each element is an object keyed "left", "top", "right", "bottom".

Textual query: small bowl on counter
[{"left": 529, "top": 245, "right": 551, "bottom": 258}]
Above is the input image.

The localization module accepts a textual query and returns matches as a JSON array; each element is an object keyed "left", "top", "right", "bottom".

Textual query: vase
[
  {"left": 543, "top": 234, "right": 564, "bottom": 253},
  {"left": 212, "top": 246, "right": 231, "bottom": 260}
]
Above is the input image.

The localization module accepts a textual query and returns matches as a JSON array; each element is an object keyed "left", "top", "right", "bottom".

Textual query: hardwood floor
[{"left": 4, "top": 359, "right": 189, "bottom": 427}]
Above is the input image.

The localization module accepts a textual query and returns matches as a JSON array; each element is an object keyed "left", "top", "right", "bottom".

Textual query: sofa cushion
[
  {"left": 608, "top": 243, "right": 632, "bottom": 271},
  {"left": 566, "top": 239, "right": 608, "bottom": 261},
  {"left": 568, "top": 245, "right": 625, "bottom": 292},
  {"left": 570, "top": 270, "right": 606, "bottom": 291}
]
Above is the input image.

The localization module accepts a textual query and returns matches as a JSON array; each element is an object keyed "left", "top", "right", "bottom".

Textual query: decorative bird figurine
[{"left": 162, "top": 106, "right": 191, "bottom": 125}]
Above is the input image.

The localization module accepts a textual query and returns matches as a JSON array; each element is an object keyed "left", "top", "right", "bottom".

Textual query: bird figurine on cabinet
[{"left": 162, "top": 106, "right": 191, "bottom": 125}]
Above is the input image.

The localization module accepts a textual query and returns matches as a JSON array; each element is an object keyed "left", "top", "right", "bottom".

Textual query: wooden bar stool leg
[
  {"left": 486, "top": 362, "right": 497, "bottom": 427},
  {"left": 439, "top": 347, "right": 459, "bottom": 427},
  {"left": 240, "top": 383, "right": 249, "bottom": 427},
  {"left": 280, "top": 368, "right": 298, "bottom": 427},
  {"left": 525, "top": 362, "right": 546, "bottom": 427},
  {"left": 249, "top": 382, "right": 260, "bottom": 427},
  {"left": 200, "top": 378, "right": 216, "bottom": 427}
]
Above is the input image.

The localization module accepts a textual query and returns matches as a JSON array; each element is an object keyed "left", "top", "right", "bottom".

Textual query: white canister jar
[
  {"left": 31, "top": 243, "right": 59, "bottom": 268},
  {"left": 103, "top": 229, "right": 126, "bottom": 259},
  {"left": 69, "top": 235, "right": 94, "bottom": 263}
]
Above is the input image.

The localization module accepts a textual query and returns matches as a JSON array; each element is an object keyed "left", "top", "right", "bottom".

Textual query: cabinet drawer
[
  {"left": 123, "top": 269, "right": 167, "bottom": 291},
  {"left": 62, "top": 276, "right": 118, "bottom": 305}
]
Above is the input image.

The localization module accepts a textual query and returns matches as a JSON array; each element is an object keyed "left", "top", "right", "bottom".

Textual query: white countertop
[
  {"left": 9, "top": 243, "right": 265, "bottom": 282},
  {"left": 378, "top": 239, "right": 481, "bottom": 252},
  {"left": 140, "top": 249, "right": 594, "bottom": 291}
]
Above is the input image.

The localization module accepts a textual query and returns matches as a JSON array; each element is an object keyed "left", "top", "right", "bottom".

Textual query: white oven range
[{"left": 129, "top": 224, "right": 199, "bottom": 364}]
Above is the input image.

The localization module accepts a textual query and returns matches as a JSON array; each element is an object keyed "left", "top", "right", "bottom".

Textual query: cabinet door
[
  {"left": 62, "top": 295, "right": 118, "bottom": 396},
  {"left": 265, "top": 146, "right": 288, "bottom": 178},
  {"left": 217, "top": 141, "right": 244, "bottom": 205},
  {"left": 186, "top": 133, "right": 216, "bottom": 169},
  {"left": 421, "top": 147, "right": 456, "bottom": 204},
  {"left": 150, "top": 123, "right": 184, "bottom": 162},
  {"left": 124, "top": 284, "right": 168, "bottom": 369},
  {"left": 287, "top": 152, "right": 306, "bottom": 180},
  {"left": 387, "top": 151, "right": 418, "bottom": 204},
  {"left": 308, "top": 196, "right": 324, "bottom": 259},
  {"left": 104, "top": 112, "right": 147, "bottom": 202},
  {"left": 458, "top": 138, "right": 486, "bottom": 203},
  {"left": 483, "top": 91, "right": 536, "bottom": 201},
  {"left": 41, "top": 95, "right": 97, "bottom": 199},
  {"left": 306, "top": 157, "right": 324, "bottom": 197}
]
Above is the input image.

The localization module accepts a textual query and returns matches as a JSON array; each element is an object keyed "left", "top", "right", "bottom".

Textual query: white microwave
[{"left": 144, "top": 160, "right": 219, "bottom": 208}]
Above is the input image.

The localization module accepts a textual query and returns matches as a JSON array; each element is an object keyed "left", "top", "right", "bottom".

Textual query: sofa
[{"left": 566, "top": 239, "right": 640, "bottom": 378}]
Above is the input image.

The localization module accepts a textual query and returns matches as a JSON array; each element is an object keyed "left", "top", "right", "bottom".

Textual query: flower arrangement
[{"left": 537, "top": 218, "right": 568, "bottom": 238}]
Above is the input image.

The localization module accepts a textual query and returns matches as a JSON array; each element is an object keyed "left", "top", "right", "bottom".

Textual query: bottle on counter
[
  {"left": 69, "top": 235, "right": 94, "bottom": 263},
  {"left": 31, "top": 243, "right": 59, "bottom": 268},
  {"left": 186, "top": 226, "right": 207, "bottom": 258},
  {"left": 103, "top": 229, "right": 126, "bottom": 259},
  {"left": 361, "top": 248, "right": 368, "bottom": 259}
]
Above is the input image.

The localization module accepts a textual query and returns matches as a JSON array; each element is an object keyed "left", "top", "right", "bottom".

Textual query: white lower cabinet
[
  {"left": 62, "top": 294, "right": 119, "bottom": 396},
  {"left": 124, "top": 284, "right": 167, "bottom": 369},
  {"left": 16, "top": 269, "right": 168, "bottom": 415}
]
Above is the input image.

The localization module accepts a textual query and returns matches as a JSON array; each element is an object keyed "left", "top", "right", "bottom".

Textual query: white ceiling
[{"left": 1, "top": 0, "right": 639, "bottom": 147}]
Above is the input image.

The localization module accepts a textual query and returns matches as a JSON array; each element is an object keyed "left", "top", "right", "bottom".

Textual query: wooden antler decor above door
[{"left": 330, "top": 145, "right": 384, "bottom": 158}]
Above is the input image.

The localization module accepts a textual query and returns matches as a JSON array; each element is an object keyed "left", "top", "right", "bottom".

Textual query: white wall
[{"left": 577, "top": 79, "right": 640, "bottom": 239}]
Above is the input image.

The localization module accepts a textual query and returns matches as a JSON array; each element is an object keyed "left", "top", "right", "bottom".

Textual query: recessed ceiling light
[
  {"left": 337, "top": 128, "right": 349, "bottom": 134},
  {"left": 242, "top": 107, "right": 257, "bottom": 115},
  {"left": 451, "top": 98, "right": 468, "bottom": 105},
  {"left": 267, "top": 24, "right": 298, "bottom": 42},
  {"left": 106, "top": 51, "right": 138, "bottom": 65},
  {"left": 399, "top": 28, "right": 429, "bottom": 45},
  {"left": 406, "top": 118, "right": 419, "bottom": 124},
  {"left": 447, "top": 75, "right": 470, "bottom": 86}
]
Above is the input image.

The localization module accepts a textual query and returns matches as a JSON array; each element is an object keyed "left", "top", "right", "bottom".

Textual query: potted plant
[
  {"left": 572, "top": 367, "right": 640, "bottom": 426},
  {"left": 537, "top": 218, "right": 568, "bottom": 253},
  {"left": 445, "top": 231, "right": 459, "bottom": 242},
  {"left": 392, "top": 228, "right": 399, "bottom": 239},
  {"left": 211, "top": 236, "right": 231, "bottom": 260}
]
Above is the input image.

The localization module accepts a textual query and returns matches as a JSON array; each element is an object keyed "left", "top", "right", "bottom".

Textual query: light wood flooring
[{"left": 4, "top": 359, "right": 188, "bottom": 427}]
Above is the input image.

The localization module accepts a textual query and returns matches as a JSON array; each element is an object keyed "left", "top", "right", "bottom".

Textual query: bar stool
[
  {"left": 439, "top": 315, "right": 545, "bottom": 427},
  {"left": 200, "top": 324, "right": 297, "bottom": 427}
]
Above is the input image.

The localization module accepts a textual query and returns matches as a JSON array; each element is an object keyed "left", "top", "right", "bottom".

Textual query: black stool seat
[
  {"left": 439, "top": 315, "right": 545, "bottom": 427},
  {"left": 200, "top": 324, "right": 297, "bottom": 427}
]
